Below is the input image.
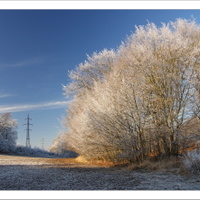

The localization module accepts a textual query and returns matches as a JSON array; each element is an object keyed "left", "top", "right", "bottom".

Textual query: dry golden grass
[
  {"left": 46, "top": 155, "right": 183, "bottom": 171},
  {"left": 47, "top": 157, "right": 77, "bottom": 164},
  {"left": 127, "top": 156, "right": 182, "bottom": 173},
  {"left": 43, "top": 156, "right": 123, "bottom": 167},
  {"left": 74, "top": 156, "right": 118, "bottom": 167}
]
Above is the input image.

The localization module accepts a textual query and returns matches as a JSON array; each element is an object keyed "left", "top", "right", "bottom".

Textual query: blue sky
[{"left": 1, "top": 9, "right": 200, "bottom": 149}]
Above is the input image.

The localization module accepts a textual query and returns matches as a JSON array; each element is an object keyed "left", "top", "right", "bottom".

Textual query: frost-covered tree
[
  {"left": 63, "top": 49, "right": 116, "bottom": 96},
  {"left": 193, "top": 61, "right": 200, "bottom": 119},
  {"left": 119, "top": 19, "right": 200, "bottom": 156},
  {"left": 65, "top": 68, "right": 151, "bottom": 162},
  {"left": 0, "top": 113, "right": 18, "bottom": 153},
  {"left": 49, "top": 133, "right": 68, "bottom": 154},
  {"left": 57, "top": 18, "right": 200, "bottom": 163}
]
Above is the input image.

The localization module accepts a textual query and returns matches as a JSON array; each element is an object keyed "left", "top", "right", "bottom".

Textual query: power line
[{"left": 24, "top": 114, "right": 32, "bottom": 148}]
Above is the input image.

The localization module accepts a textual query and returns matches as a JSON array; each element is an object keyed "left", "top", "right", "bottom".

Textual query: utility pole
[
  {"left": 41, "top": 137, "right": 45, "bottom": 150},
  {"left": 24, "top": 114, "right": 32, "bottom": 148}
]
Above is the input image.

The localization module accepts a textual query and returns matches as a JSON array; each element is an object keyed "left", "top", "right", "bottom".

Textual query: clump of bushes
[
  {"left": 52, "top": 18, "right": 200, "bottom": 164},
  {"left": 49, "top": 133, "right": 78, "bottom": 158},
  {"left": 15, "top": 146, "right": 59, "bottom": 158}
]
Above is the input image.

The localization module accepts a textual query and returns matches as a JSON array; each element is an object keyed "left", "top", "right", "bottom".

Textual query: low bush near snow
[
  {"left": 183, "top": 149, "right": 200, "bottom": 175},
  {"left": 14, "top": 146, "right": 58, "bottom": 158}
]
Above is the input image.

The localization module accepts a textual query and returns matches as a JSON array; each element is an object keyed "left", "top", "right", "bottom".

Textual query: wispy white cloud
[
  {"left": 0, "top": 101, "right": 70, "bottom": 113},
  {"left": 0, "top": 93, "right": 13, "bottom": 98},
  {"left": 0, "top": 57, "right": 45, "bottom": 69}
]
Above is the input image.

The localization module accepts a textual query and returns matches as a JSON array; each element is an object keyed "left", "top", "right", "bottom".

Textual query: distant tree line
[
  {"left": 0, "top": 113, "right": 59, "bottom": 157},
  {"left": 52, "top": 19, "right": 200, "bottom": 163}
]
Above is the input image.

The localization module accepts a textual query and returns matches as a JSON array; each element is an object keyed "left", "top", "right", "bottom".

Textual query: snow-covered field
[{"left": 0, "top": 154, "right": 200, "bottom": 190}]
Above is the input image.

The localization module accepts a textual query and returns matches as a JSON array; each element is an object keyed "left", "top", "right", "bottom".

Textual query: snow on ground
[{"left": 0, "top": 154, "right": 200, "bottom": 190}]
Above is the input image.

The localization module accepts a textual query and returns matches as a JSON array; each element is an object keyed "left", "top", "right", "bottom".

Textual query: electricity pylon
[
  {"left": 41, "top": 137, "right": 45, "bottom": 149},
  {"left": 24, "top": 114, "right": 32, "bottom": 148}
]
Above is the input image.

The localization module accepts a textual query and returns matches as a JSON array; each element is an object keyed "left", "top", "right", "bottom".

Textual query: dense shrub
[
  {"left": 49, "top": 133, "right": 78, "bottom": 158},
  {"left": 53, "top": 18, "right": 200, "bottom": 164}
]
